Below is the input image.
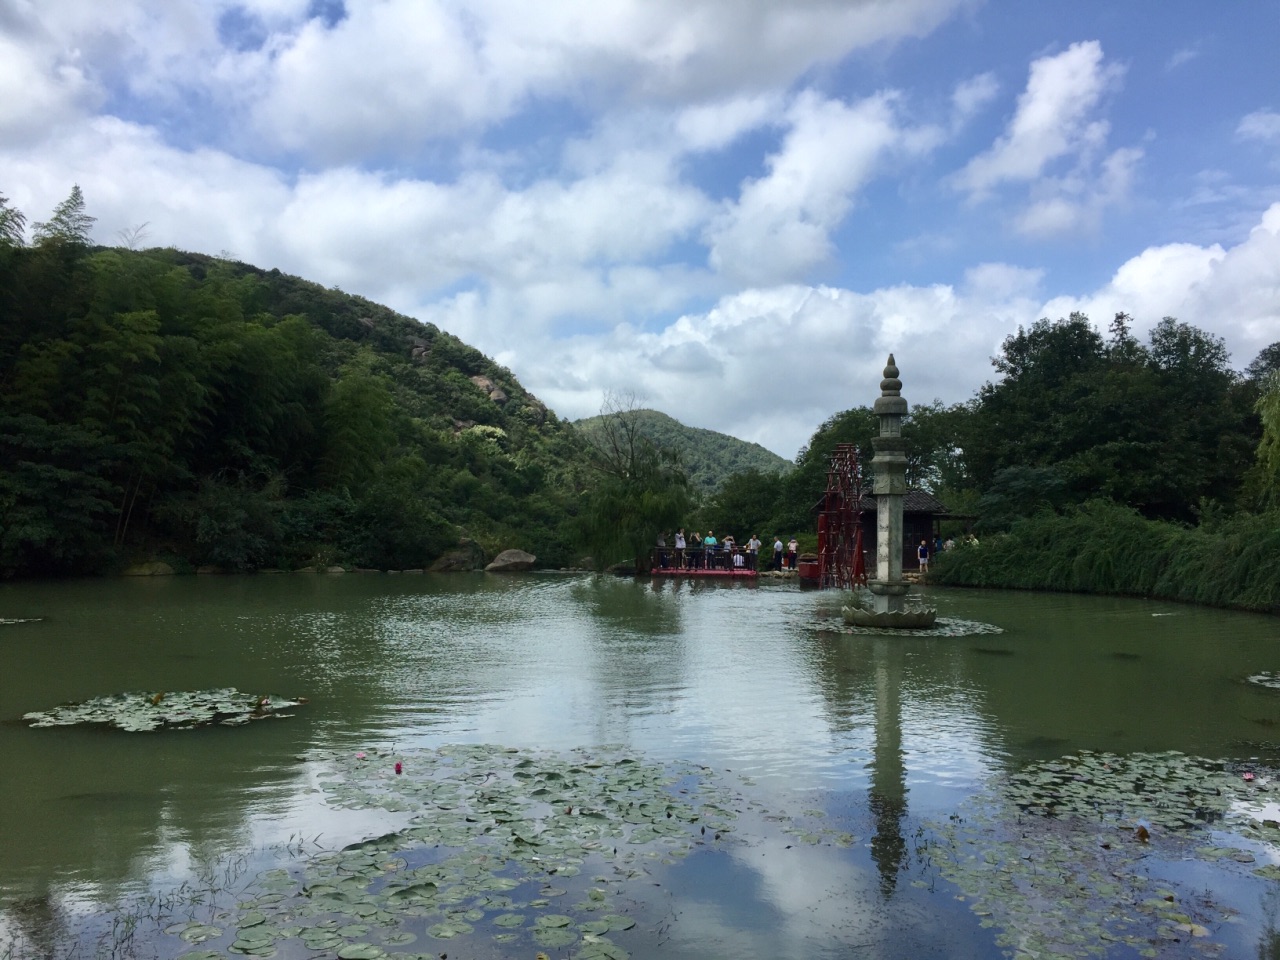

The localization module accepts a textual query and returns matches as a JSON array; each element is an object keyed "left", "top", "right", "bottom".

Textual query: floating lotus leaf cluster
[
  {"left": 161, "top": 744, "right": 743, "bottom": 959},
  {"left": 22, "top": 688, "right": 307, "bottom": 732},
  {"left": 925, "top": 750, "right": 1280, "bottom": 959}
]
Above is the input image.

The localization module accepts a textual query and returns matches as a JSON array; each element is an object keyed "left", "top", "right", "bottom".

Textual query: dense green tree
[
  {"left": 702, "top": 468, "right": 782, "bottom": 540},
  {"left": 0, "top": 193, "right": 26, "bottom": 247},
  {"left": 573, "top": 407, "right": 789, "bottom": 495},
  {"left": 964, "top": 313, "right": 1257, "bottom": 523},
  {"left": 1246, "top": 342, "right": 1280, "bottom": 382},
  {"left": 321, "top": 356, "right": 397, "bottom": 489},
  {"left": 32, "top": 185, "right": 95, "bottom": 248},
  {"left": 0, "top": 416, "right": 121, "bottom": 575},
  {"left": 778, "top": 407, "right": 876, "bottom": 529},
  {"left": 964, "top": 314, "right": 1106, "bottom": 490},
  {"left": 1248, "top": 371, "right": 1280, "bottom": 509},
  {"left": 578, "top": 396, "right": 691, "bottom": 571}
]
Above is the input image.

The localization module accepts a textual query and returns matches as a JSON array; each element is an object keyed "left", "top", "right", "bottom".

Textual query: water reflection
[
  {"left": 868, "top": 639, "right": 907, "bottom": 897},
  {"left": 3, "top": 576, "right": 1280, "bottom": 957}
]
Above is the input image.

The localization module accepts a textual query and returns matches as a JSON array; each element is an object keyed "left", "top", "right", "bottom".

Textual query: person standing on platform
[
  {"left": 674, "top": 529, "right": 686, "bottom": 569},
  {"left": 786, "top": 537, "right": 798, "bottom": 570},
  {"left": 917, "top": 539, "right": 929, "bottom": 574},
  {"left": 772, "top": 536, "right": 784, "bottom": 571},
  {"left": 690, "top": 531, "right": 703, "bottom": 569},
  {"left": 704, "top": 531, "right": 718, "bottom": 569},
  {"left": 747, "top": 535, "right": 761, "bottom": 570}
]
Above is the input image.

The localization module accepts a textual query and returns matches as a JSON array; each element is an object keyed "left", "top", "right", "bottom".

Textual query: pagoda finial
[{"left": 879, "top": 354, "right": 902, "bottom": 398}]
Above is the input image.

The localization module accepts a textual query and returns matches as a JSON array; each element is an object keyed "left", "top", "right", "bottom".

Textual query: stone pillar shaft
[{"left": 867, "top": 355, "right": 909, "bottom": 614}]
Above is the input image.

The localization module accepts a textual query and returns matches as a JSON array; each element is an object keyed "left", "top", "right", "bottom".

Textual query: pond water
[{"left": 2, "top": 573, "right": 1280, "bottom": 959}]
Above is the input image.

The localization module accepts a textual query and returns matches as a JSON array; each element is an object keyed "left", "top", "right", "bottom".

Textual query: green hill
[
  {"left": 573, "top": 408, "right": 791, "bottom": 495},
  {"left": 0, "top": 241, "right": 594, "bottom": 575}
]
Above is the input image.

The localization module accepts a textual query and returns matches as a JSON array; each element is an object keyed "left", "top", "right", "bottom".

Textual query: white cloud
[
  {"left": 0, "top": 25, "right": 96, "bottom": 142},
  {"left": 955, "top": 41, "right": 1123, "bottom": 196},
  {"left": 234, "top": 0, "right": 970, "bottom": 160},
  {"left": 1014, "top": 144, "right": 1142, "bottom": 236},
  {"left": 950, "top": 71, "right": 999, "bottom": 127},
  {"left": 1165, "top": 45, "right": 1199, "bottom": 71},
  {"left": 1237, "top": 110, "right": 1280, "bottom": 144},
  {"left": 1040, "top": 201, "right": 1280, "bottom": 367},
  {"left": 674, "top": 94, "right": 782, "bottom": 153},
  {"left": 3, "top": 1, "right": 1275, "bottom": 465},
  {"left": 953, "top": 40, "right": 1138, "bottom": 237},
  {"left": 0, "top": 116, "right": 289, "bottom": 254},
  {"left": 705, "top": 91, "right": 937, "bottom": 284},
  {"left": 513, "top": 273, "right": 1037, "bottom": 458}
]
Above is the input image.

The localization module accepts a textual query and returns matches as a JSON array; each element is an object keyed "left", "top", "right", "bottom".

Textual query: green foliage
[
  {"left": 931, "top": 500, "right": 1280, "bottom": 613},
  {"left": 0, "top": 192, "right": 26, "bottom": 247},
  {"left": 1246, "top": 342, "right": 1280, "bottom": 382},
  {"left": 186, "top": 473, "right": 284, "bottom": 571},
  {"left": 574, "top": 408, "right": 789, "bottom": 495},
  {"left": 769, "top": 401, "right": 971, "bottom": 534},
  {"left": 32, "top": 185, "right": 95, "bottom": 248},
  {"left": 974, "top": 465, "right": 1069, "bottom": 534},
  {"left": 0, "top": 202, "right": 595, "bottom": 577},
  {"left": 1248, "top": 371, "right": 1280, "bottom": 509},
  {"left": 577, "top": 400, "right": 691, "bottom": 571},
  {"left": 321, "top": 356, "right": 397, "bottom": 489},
  {"left": 702, "top": 468, "right": 782, "bottom": 539},
  {"left": 341, "top": 456, "right": 454, "bottom": 569},
  {"left": 964, "top": 312, "right": 1258, "bottom": 523},
  {"left": 0, "top": 415, "right": 122, "bottom": 576}
]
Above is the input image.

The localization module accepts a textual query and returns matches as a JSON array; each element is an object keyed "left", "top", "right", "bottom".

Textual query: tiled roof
[{"left": 820, "top": 490, "right": 950, "bottom": 514}]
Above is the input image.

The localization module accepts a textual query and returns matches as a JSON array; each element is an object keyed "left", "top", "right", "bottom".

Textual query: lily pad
[
  {"left": 427, "top": 920, "right": 473, "bottom": 939},
  {"left": 22, "top": 688, "right": 308, "bottom": 732},
  {"left": 176, "top": 923, "right": 223, "bottom": 943},
  {"left": 336, "top": 945, "right": 385, "bottom": 959}
]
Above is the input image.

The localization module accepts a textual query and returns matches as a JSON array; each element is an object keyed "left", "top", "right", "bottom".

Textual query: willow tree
[
  {"left": 578, "top": 395, "right": 690, "bottom": 573},
  {"left": 1252, "top": 371, "right": 1280, "bottom": 510}
]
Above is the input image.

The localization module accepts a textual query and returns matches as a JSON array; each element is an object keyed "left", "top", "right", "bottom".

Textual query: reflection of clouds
[{"left": 658, "top": 798, "right": 988, "bottom": 958}]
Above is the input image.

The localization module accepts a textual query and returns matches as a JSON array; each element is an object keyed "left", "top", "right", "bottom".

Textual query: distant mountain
[{"left": 573, "top": 409, "right": 791, "bottom": 494}]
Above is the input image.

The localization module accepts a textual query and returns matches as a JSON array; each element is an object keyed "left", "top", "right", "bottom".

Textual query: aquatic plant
[
  {"left": 926, "top": 749, "right": 1280, "bottom": 958},
  {"left": 151, "top": 743, "right": 747, "bottom": 958},
  {"left": 22, "top": 688, "right": 308, "bottom": 732}
]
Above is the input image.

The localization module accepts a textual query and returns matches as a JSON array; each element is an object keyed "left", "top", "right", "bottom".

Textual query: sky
[{"left": 1, "top": 1, "right": 1278, "bottom": 460}]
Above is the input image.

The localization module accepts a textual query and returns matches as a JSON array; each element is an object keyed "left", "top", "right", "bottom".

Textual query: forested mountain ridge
[
  {"left": 0, "top": 233, "right": 596, "bottom": 576},
  {"left": 573, "top": 408, "right": 791, "bottom": 495},
  {"left": 4, "top": 188, "right": 1276, "bottom": 586}
]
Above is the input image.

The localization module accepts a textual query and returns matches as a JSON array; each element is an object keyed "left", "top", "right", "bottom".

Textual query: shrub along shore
[{"left": 929, "top": 500, "right": 1280, "bottom": 614}]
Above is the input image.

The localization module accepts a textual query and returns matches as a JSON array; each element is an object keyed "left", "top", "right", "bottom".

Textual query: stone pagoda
[{"left": 843, "top": 355, "right": 937, "bottom": 628}]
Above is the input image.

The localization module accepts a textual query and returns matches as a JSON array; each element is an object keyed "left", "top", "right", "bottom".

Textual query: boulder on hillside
[
  {"left": 485, "top": 549, "right": 536, "bottom": 572},
  {"left": 470, "top": 375, "right": 509, "bottom": 405}
]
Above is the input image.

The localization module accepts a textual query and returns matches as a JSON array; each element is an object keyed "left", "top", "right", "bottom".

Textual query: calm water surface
[{"left": 2, "top": 573, "right": 1279, "bottom": 958}]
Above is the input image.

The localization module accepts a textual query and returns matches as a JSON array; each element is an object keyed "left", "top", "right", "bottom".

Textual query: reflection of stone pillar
[
  {"left": 868, "top": 356, "right": 909, "bottom": 615},
  {"left": 869, "top": 639, "right": 906, "bottom": 896}
]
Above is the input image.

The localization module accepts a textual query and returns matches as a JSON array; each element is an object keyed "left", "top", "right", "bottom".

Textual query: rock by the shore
[
  {"left": 485, "top": 549, "right": 536, "bottom": 572},
  {"left": 430, "top": 539, "right": 487, "bottom": 572},
  {"left": 122, "top": 561, "right": 175, "bottom": 576}
]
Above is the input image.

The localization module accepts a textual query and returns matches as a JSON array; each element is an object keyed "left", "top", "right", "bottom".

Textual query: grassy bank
[{"left": 931, "top": 500, "right": 1280, "bottom": 614}]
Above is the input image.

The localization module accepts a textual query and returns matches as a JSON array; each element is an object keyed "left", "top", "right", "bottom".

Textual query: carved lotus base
[{"left": 841, "top": 605, "right": 938, "bottom": 629}]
